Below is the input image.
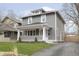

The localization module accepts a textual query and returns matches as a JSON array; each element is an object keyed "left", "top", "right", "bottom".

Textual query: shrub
[{"left": 35, "top": 37, "right": 38, "bottom": 42}]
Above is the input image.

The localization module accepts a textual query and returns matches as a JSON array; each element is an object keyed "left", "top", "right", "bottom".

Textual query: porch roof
[
  {"left": 17, "top": 23, "right": 50, "bottom": 30},
  {"left": 0, "top": 23, "right": 17, "bottom": 31}
]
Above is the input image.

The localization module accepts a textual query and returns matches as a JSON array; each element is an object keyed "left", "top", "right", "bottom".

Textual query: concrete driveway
[{"left": 32, "top": 42, "right": 79, "bottom": 56}]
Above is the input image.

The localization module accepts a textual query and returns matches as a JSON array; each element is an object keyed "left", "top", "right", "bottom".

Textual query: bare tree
[{"left": 62, "top": 3, "right": 79, "bottom": 34}]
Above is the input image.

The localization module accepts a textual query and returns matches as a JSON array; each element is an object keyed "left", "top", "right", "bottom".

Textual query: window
[
  {"left": 28, "top": 17, "right": 32, "bottom": 24},
  {"left": 48, "top": 28, "right": 52, "bottom": 36},
  {"left": 4, "top": 31, "right": 11, "bottom": 37},
  {"left": 25, "top": 31, "right": 27, "bottom": 35},
  {"left": 28, "top": 31, "right": 30, "bottom": 36},
  {"left": 41, "top": 15, "right": 46, "bottom": 22},
  {"left": 33, "top": 30, "right": 35, "bottom": 36},
  {"left": 26, "top": 29, "right": 39, "bottom": 36},
  {"left": 30, "top": 31, "right": 32, "bottom": 36}
]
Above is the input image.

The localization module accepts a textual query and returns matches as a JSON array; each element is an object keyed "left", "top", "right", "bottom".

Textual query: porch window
[
  {"left": 33, "top": 30, "right": 35, "bottom": 36},
  {"left": 4, "top": 31, "right": 11, "bottom": 37},
  {"left": 28, "top": 31, "right": 30, "bottom": 36},
  {"left": 29, "top": 31, "right": 32, "bottom": 36},
  {"left": 25, "top": 29, "right": 39, "bottom": 36},
  {"left": 25, "top": 31, "right": 27, "bottom": 36}
]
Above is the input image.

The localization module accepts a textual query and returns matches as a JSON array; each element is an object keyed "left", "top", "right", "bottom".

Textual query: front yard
[{"left": 0, "top": 42, "right": 52, "bottom": 55}]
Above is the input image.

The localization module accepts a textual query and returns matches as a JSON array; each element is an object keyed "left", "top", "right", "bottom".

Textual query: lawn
[{"left": 0, "top": 42, "right": 52, "bottom": 55}]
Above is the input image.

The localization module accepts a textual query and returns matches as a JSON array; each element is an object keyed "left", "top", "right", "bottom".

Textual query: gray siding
[
  {"left": 22, "top": 15, "right": 41, "bottom": 25},
  {"left": 32, "top": 15, "right": 41, "bottom": 23},
  {"left": 46, "top": 13, "right": 55, "bottom": 40},
  {"left": 21, "top": 35, "right": 42, "bottom": 42},
  {"left": 46, "top": 13, "right": 55, "bottom": 28},
  {"left": 22, "top": 18, "right": 28, "bottom": 25},
  {"left": 56, "top": 14, "right": 64, "bottom": 41}
]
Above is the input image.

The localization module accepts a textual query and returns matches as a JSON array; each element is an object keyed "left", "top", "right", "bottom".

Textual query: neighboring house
[
  {"left": 0, "top": 15, "right": 22, "bottom": 42},
  {"left": 17, "top": 7, "right": 65, "bottom": 43}
]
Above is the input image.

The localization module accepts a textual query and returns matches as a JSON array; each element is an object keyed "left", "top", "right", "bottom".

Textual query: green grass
[
  {"left": 0, "top": 42, "right": 14, "bottom": 51},
  {"left": 0, "top": 42, "right": 52, "bottom": 55}
]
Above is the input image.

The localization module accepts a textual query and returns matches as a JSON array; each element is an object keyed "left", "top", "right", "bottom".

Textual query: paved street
[{"left": 32, "top": 42, "right": 79, "bottom": 56}]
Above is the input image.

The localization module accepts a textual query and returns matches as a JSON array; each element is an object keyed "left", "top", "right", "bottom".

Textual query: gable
[{"left": 2, "top": 17, "right": 17, "bottom": 25}]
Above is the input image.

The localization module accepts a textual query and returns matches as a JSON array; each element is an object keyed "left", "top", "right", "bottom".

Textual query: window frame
[
  {"left": 28, "top": 17, "right": 32, "bottom": 24},
  {"left": 41, "top": 15, "right": 46, "bottom": 23}
]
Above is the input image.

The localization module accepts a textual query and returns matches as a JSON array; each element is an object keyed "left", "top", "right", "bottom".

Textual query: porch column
[
  {"left": 43, "top": 26, "right": 48, "bottom": 41},
  {"left": 17, "top": 30, "right": 20, "bottom": 41}
]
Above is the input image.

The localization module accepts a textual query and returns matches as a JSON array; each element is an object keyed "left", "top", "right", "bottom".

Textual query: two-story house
[{"left": 18, "top": 7, "right": 65, "bottom": 43}]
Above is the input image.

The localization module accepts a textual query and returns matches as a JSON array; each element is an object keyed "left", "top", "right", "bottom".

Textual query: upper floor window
[
  {"left": 41, "top": 15, "right": 46, "bottom": 23},
  {"left": 28, "top": 17, "right": 32, "bottom": 24}
]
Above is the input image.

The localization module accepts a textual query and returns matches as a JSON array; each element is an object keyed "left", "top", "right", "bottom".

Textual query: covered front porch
[{"left": 18, "top": 23, "right": 50, "bottom": 42}]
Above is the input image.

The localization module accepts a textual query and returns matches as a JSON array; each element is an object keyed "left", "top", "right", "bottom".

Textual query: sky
[
  {"left": 0, "top": 3, "right": 63, "bottom": 16},
  {"left": 0, "top": 3, "right": 76, "bottom": 33}
]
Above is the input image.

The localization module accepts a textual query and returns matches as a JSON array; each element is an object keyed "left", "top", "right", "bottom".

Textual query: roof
[
  {"left": 0, "top": 15, "right": 22, "bottom": 24},
  {"left": 21, "top": 7, "right": 56, "bottom": 17},
  {"left": 22, "top": 11, "right": 65, "bottom": 24},
  {"left": 22, "top": 11, "right": 56, "bottom": 18},
  {"left": 0, "top": 23, "right": 17, "bottom": 31},
  {"left": 17, "top": 23, "right": 50, "bottom": 30}
]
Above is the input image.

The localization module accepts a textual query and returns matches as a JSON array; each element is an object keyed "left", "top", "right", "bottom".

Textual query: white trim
[
  {"left": 43, "top": 27, "right": 46, "bottom": 41},
  {"left": 60, "top": 32, "right": 62, "bottom": 41},
  {"left": 17, "top": 30, "right": 20, "bottom": 41},
  {"left": 28, "top": 17, "right": 32, "bottom": 24},
  {"left": 14, "top": 23, "right": 17, "bottom": 28},
  {"left": 55, "top": 12, "right": 57, "bottom": 41},
  {"left": 42, "top": 26, "right": 48, "bottom": 41},
  {"left": 41, "top": 14, "right": 46, "bottom": 23}
]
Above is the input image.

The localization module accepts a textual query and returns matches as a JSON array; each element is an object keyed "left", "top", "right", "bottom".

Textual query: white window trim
[
  {"left": 14, "top": 23, "right": 17, "bottom": 28},
  {"left": 28, "top": 17, "right": 32, "bottom": 24},
  {"left": 41, "top": 15, "right": 46, "bottom": 23}
]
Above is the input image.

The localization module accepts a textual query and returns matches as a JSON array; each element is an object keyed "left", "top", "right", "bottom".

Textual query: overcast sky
[
  {"left": 0, "top": 3, "right": 63, "bottom": 16},
  {"left": 0, "top": 3, "right": 76, "bottom": 33}
]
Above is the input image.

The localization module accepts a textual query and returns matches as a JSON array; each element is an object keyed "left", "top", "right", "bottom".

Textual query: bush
[{"left": 35, "top": 37, "right": 38, "bottom": 42}]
